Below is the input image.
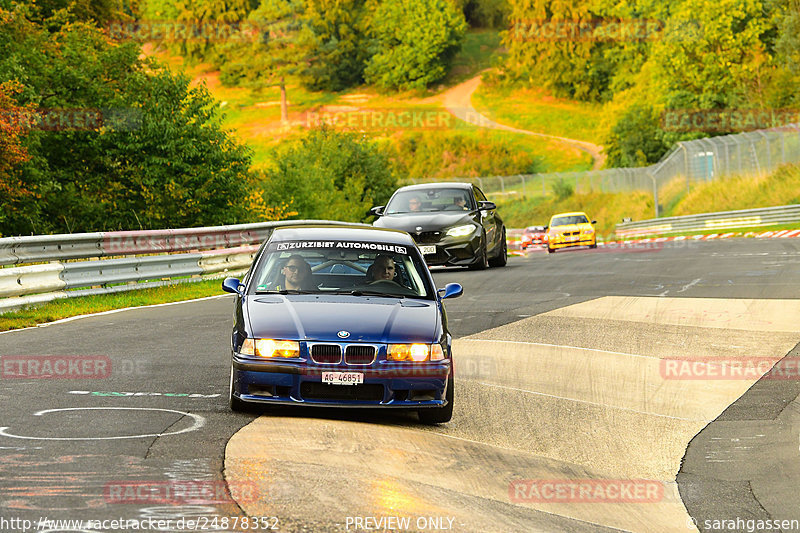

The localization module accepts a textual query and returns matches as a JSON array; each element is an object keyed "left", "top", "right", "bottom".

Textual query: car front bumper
[
  {"left": 232, "top": 356, "right": 451, "bottom": 408},
  {"left": 549, "top": 236, "right": 595, "bottom": 249},
  {"left": 414, "top": 233, "right": 483, "bottom": 267}
]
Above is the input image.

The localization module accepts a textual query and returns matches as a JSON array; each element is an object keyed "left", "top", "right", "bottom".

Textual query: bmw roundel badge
[{"left": 337, "top": 330, "right": 350, "bottom": 339}]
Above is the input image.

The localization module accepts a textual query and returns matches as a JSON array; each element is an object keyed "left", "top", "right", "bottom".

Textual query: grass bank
[
  {"left": 0, "top": 279, "right": 228, "bottom": 332},
  {"left": 496, "top": 163, "right": 800, "bottom": 236}
]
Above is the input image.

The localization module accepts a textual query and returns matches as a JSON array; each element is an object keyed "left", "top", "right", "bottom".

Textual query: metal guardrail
[
  {"left": 615, "top": 204, "right": 800, "bottom": 237},
  {"left": 0, "top": 220, "right": 369, "bottom": 266},
  {"left": 0, "top": 220, "right": 370, "bottom": 314}
]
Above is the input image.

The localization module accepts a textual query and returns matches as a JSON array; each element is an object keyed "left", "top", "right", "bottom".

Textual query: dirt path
[{"left": 437, "top": 75, "right": 607, "bottom": 170}]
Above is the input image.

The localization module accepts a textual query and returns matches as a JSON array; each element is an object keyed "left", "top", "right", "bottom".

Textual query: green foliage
[
  {"left": 260, "top": 128, "right": 397, "bottom": 221},
  {"left": 463, "top": 0, "right": 509, "bottom": 28},
  {"left": 217, "top": 0, "right": 367, "bottom": 92},
  {"left": 385, "top": 130, "right": 542, "bottom": 178},
  {"left": 603, "top": 104, "right": 671, "bottom": 167},
  {"left": 364, "top": 0, "right": 467, "bottom": 90},
  {"left": 0, "top": 9, "right": 253, "bottom": 235},
  {"left": 550, "top": 177, "right": 574, "bottom": 201}
]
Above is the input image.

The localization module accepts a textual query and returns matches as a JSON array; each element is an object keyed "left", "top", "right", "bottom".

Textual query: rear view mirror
[
  {"left": 478, "top": 201, "right": 496, "bottom": 211},
  {"left": 222, "top": 277, "right": 244, "bottom": 295},
  {"left": 369, "top": 206, "right": 384, "bottom": 217},
  {"left": 438, "top": 283, "right": 463, "bottom": 300}
]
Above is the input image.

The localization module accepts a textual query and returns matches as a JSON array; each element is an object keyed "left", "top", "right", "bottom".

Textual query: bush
[
  {"left": 260, "top": 127, "right": 397, "bottom": 221},
  {"left": 385, "top": 130, "right": 542, "bottom": 178},
  {"left": 551, "top": 178, "right": 574, "bottom": 201}
]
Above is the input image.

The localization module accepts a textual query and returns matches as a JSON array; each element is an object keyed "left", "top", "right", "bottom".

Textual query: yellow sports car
[{"left": 546, "top": 212, "right": 597, "bottom": 253}]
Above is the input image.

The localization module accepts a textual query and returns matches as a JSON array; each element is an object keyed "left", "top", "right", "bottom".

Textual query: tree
[
  {"left": 261, "top": 127, "right": 397, "bottom": 221},
  {"left": 0, "top": 10, "right": 254, "bottom": 235},
  {"left": 363, "top": 0, "right": 467, "bottom": 90},
  {"left": 0, "top": 81, "right": 34, "bottom": 234},
  {"left": 218, "top": 0, "right": 313, "bottom": 122}
]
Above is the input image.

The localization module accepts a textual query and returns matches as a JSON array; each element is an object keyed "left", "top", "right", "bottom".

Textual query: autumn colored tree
[{"left": 0, "top": 81, "right": 34, "bottom": 234}]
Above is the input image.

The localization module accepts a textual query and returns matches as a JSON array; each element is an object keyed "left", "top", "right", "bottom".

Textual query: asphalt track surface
[{"left": 1, "top": 238, "right": 799, "bottom": 533}]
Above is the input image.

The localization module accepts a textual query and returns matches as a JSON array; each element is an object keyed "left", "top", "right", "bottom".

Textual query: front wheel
[
  {"left": 489, "top": 228, "right": 507, "bottom": 267},
  {"left": 547, "top": 246, "right": 555, "bottom": 254},
  {"left": 229, "top": 366, "right": 248, "bottom": 412},
  {"left": 418, "top": 372, "right": 453, "bottom": 424},
  {"left": 468, "top": 235, "right": 489, "bottom": 270}
]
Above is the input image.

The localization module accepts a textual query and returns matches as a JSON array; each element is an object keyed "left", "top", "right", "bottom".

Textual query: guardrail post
[
  {"left": 679, "top": 143, "right": 690, "bottom": 193},
  {"left": 648, "top": 170, "right": 659, "bottom": 218}
]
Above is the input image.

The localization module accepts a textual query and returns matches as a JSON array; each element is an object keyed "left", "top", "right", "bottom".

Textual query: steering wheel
[
  {"left": 368, "top": 279, "right": 403, "bottom": 287},
  {"left": 365, "top": 279, "right": 417, "bottom": 296}
]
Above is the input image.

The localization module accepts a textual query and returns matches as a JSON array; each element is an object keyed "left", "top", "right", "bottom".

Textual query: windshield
[
  {"left": 385, "top": 188, "right": 473, "bottom": 214},
  {"left": 551, "top": 215, "right": 589, "bottom": 226},
  {"left": 249, "top": 240, "right": 433, "bottom": 299}
]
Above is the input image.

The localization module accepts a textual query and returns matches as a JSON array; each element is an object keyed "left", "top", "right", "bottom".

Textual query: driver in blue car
[
  {"left": 274, "top": 255, "right": 314, "bottom": 290},
  {"left": 366, "top": 254, "right": 396, "bottom": 283}
]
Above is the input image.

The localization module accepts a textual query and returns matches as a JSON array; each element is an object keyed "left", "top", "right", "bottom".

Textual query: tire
[
  {"left": 489, "top": 228, "right": 507, "bottom": 267},
  {"left": 589, "top": 243, "right": 597, "bottom": 249},
  {"left": 229, "top": 366, "right": 248, "bottom": 412},
  {"left": 547, "top": 246, "right": 555, "bottom": 254},
  {"left": 418, "top": 371, "right": 453, "bottom": 424},
  {"left": 468, "top": 234, "right": 489, "bottom": 270}
]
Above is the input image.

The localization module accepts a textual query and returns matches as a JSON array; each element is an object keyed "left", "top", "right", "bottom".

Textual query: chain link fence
[{"left": 408, "top": 124, "right": 800, "bottom": 217}]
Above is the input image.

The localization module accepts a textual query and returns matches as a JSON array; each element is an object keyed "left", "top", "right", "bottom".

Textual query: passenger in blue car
[
  {"left": 365, "top": 254, "right": 396, "bottom": 283},
  {"left": 274, "top": 255, "right": 314, "bottom": 290}
]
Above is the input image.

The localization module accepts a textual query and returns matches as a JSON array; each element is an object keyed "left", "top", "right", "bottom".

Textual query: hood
[
  {"left": 550, "top": 223, "right": 591, "bottom": 234},
  {"left": 374, "top": 212, "right": 475, "bottom": 233},
  {"left": 245, "top": 294, "right": 440, "bottom": 344}
]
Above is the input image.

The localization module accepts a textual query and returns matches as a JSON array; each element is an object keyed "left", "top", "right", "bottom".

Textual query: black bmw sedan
[{"left": 371, "top": 182, "right": 506, "bottom": 269}]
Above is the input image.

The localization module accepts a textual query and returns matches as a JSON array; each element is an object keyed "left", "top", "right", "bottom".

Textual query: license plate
[
  {"left": 566, "top": 236, "right": 578, "bottom": 242},
  {"left": 322, "top": 372, "right": 364, "bottom": 385},
  {"left": 419, "top": 245, "right": 436, "bottom": 255}
]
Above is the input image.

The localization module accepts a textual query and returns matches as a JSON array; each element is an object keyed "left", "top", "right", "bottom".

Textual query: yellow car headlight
[
  {"left": 387, "top": 343, "right": 446, "bottom": 362},
  {"left": 240, "top": 338, "right": 300, "bottom": 358},
  {"left": 582, "top": 228, "right": 594, "bottom": 234}
]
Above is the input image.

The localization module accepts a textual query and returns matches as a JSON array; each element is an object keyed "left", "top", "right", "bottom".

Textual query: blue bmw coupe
[{"left": 222, "top": 224, "right": 463, "bottom": 423}]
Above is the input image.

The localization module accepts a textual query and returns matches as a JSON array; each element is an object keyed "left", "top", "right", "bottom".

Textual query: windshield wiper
[
  {"left": 254, "top": 289, "right": 316, "bottom": 295},
  {"left": 349, "top": 289, "right": 407, "bottom": 298}
]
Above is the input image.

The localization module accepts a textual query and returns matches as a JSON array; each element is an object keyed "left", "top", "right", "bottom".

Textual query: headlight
[
  {"left": 446, "top": 225, "right": 476, "bottom": 238},
  {"left": 240, "top": 338, "right": 300, "bottom": 358},
  {"left": 388, "top": 343, "right": 446, "bottom": 362},
  {"left": 582, "top": 228, "right": 594, "bottom": 234}
]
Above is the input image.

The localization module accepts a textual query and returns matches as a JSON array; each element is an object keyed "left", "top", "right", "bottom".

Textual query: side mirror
[
  {"left": 222, "top": 277, "right": 244, "bottom": 295},
  {"left": 591, "top": 220, "right": 597, "bottom": 224},
  {"left": 478, "top": 201, "right": 496, "bottom": 211},
  {"left": 369, "top": 206, "right": 384, "bottom": 217},
  {"left": 438, "top": 283, "right": 463, "bottom": 300},
  {"left": 543, "top": 226, "right": 548, "bottom": 231}
]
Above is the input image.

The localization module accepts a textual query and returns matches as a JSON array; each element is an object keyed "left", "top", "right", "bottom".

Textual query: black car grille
[
  {"left": 564, "top": 231, "right": 580, "bottom": 237},
  {"left": 413, "top": 231, "right": 442, "bottom": 244},
  {"left": 300, "top": 382, "right": 384, "bottom": 401},
  {"left": 310, "top": 344, "right": 342, "bottom": 364},
  {"left": 345, "top": 345, "right": 376, "bottom": 365}
]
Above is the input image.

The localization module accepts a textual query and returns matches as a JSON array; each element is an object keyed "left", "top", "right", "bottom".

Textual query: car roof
[
  {"left": 270, "top": 224, "right": 415, "bottom": 245},
  {"left": 550, "top": 211, "right": 589, "bottom": 218},
  {"left": 393, "top": 182, "right": 474, "bottom": 192}
]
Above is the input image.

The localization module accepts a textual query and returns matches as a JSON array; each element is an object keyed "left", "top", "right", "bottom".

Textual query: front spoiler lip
[{"left": 233, "top": 393, "right": 447, "bottom": 409}]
